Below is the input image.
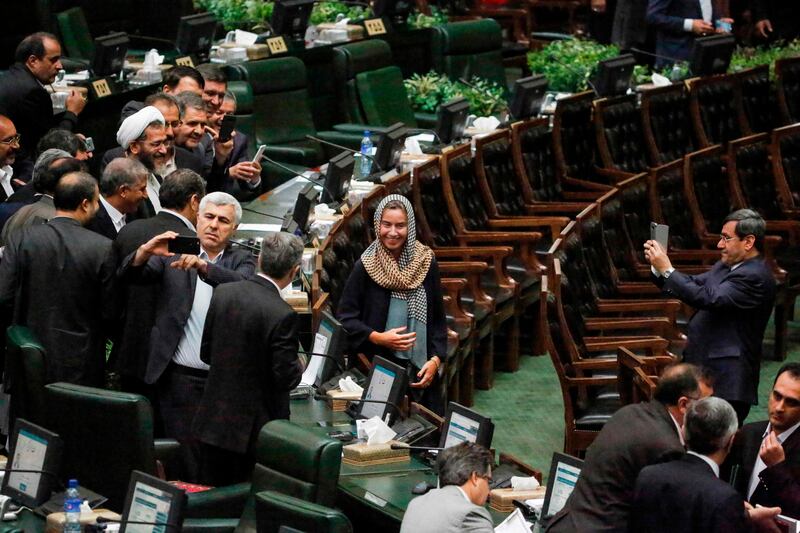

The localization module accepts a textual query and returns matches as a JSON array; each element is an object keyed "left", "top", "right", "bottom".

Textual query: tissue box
[
  {"left": 325, "top": 389, "right": 362, "bottom": 411},
  {"left": 342, "top": 441, "right": 409, "bottom": 466},
  {"left": 489, "top": 487, "right": 547, "bottom": 513},
  {"left": 316, "top": 23, "right": 365, "bottom": 41},
  {"left": 45, "top": 509, "right": 121, "bottom": 533},
  {"left": 245, "top": 44, "right": 270, "bottom": 60}
]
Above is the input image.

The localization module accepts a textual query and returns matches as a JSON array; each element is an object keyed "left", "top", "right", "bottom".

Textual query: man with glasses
[
  {"left": 644, "top": 209, "right": 777, "bottom": 424},
  {"left": 0, "top": 116, "right": 23, "bottom": 202},
  {"left": 116, "top": 106, "right": 168, "bottom": 218}
]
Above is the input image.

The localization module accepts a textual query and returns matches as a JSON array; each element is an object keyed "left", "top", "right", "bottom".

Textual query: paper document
[
  {"left": 299, "top": 333, "right": 329, "bottom": 386},
  {"left": 494, "top": 509, "right": 531, "bottom": 533}
]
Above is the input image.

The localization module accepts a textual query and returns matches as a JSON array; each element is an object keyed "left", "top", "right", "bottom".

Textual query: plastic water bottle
[
  {"left": 359, "top": 131, "right": 373, "bottom": 178},
  {"left": 64, "top": 479, "right": 81, "bottom": 532}
]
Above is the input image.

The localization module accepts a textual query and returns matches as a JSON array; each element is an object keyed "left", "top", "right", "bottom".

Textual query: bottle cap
[
  {"left": 68, "top": 479, "right": 78, "bottom": 488},
  {"left": 364, "top": 131, "right": 370, "bottom": 136}
]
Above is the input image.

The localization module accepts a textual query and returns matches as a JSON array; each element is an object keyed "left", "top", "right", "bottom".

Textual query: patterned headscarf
[{"left": 361, "top": 194, "right": 434, "bottom": 323}]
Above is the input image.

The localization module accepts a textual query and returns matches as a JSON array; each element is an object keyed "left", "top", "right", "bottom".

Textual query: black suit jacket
[
  {"left": 630, "top": 454, "right": 747, "bottom": 533},
  {"left": 85, "top": 202, "right": 119, "bottom": 241},
  {"left": 0, "top": 217, "right": 116, "bottom": 386},
  {"left": 207, "top": 131, "right": 261, "bottom": 201},
  {"left": 646, "top": 0, "right": 721, "bottom": 66},
  {"left": 112, "top": 211, "right": 196, "bottom": 381},
  {"left": 723, "top": 420, "right": 800, "bottom": 518},
  {"left": 657, "top": 258, "right": 776, "bottom": 404},
  {"left": 192, "top": 276, "right": 303, "bottom": 454},
  {"left": 120, "top": 244, "right": 256, "bottom": 385},
  {"left": 547, "top": 400, "right": 684, "bottom": 532},
  {"left": 752, "top": 0, "right": 800, "bottom": 42}
]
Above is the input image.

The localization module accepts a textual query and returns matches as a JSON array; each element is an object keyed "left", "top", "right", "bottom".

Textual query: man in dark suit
[
  {"left": 645, "top": 0, "right": 732, "bottom": 67},
  {"left": 645, "top": 209, "right": 777, "bottom": 423},
  {"left": 546, "top": 363, "right": 713, "bottom": 532},
  {"left": 112, "top": 169, "right": 206, "bottom": 398},
  {"left": 724, "top": 363, "right": 800, "bottom": 518},
  {"left": 752, "top": 0, "right": 800, "bottom": 43},
  {"left": 120, "top": 191, "right": 255, "bottom": 481},
  {"left": 0, "top": 171, "right": 116, "bottom": 387},
  {"left": 193, "top": 231, "right": 303, "bottom": 485},
  {"left": 0, "top": 33, "right": 86, "bottom": 178},
  {"left": 86, "top": 158, "right": 149, "bottom": 240},
  {"left": 630, "top": 397, "right": 751, "bottom": 532}
]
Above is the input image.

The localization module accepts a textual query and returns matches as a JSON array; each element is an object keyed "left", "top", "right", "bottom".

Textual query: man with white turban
[{"left": 117, "top": 106, "right": 167, "bottom": 217}]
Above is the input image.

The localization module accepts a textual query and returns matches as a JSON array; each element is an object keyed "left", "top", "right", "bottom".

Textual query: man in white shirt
[
  {"left": 86, "top": 158, "right": 148, "bottom": 240},
  {"left": 0, "top": 115, "right": 22, "bottom": 202}
]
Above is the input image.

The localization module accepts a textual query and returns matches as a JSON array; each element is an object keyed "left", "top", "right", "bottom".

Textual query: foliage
[
  {"left": 729, "top": 39, "right": 800, "bottom": 78},
  {"left": 309, "top": 1, "right": 372, "bottom": 25},
  {"left": 404, "top": 71, "right": 507, "bottom": 116},
  {"left": 194, "top": 0, "right": 274, "bottom": 31},
  {"left": 406, "top": 6, "right": 449, "bottom": 29},
  {"left": 527, "top": 38, "right": 620, "bottom": 92}
]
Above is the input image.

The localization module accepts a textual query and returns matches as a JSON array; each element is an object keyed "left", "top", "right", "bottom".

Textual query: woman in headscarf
[{"left": 338, "top": 194, "right": 447, "bottom": 413}]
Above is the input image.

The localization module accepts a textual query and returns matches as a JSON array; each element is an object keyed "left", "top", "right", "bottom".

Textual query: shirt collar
[
  {"left": 163, "top": 209, "right": 196, "bottom": 232},
  {"left": 99, "top": 195, "right": 125, "bottom": 226},
  {"left": 200, "top": 246, "right": 224, "bottom": 264},
  {"left": 257, "top": 272, "right": 282, "bottom": 293},
  {"left": 669, "top": 411, "right": 686, "bottom": 446},
  {"left": 762, "top": 420, "right": 800, "bottom": 442},
  {"left": 687, "top": 451, "right": 720, "bottom": 477},
  {"left": 0, "top": 165, "right": 13, "bottom": 181},
  {"left": 455, "top": 486, "right": 473, "bottom": 504}
]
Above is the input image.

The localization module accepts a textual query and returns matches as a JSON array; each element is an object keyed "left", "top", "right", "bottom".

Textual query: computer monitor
[
  {"left": 320, "top": 151, "right": 354, "bottom": 204},
  {"left": 436, "top": 97, "right": 470, "bottom": 144},
  {"left": 357, "top": 356, "right": 408, "bottom": 424},
  {"left": 120, "top": 470, "right": 186, "bottom": 533},
  {"left": 91, "top": 32, "right": 129, "bottom": 77},
  {"left": 438, "top": 402, "right": 494, "bottom": 449},
  {"left": 374, "top": 122, "right": 409, "bottom": 172},
  {"left": 271, "top": 0, "right": 316, "bottom": 41},
  {"left": 372, "top": 0, "right": 414, "bottom": 28},
  {"left": 2, "top": 419, "right": 63, "bottom": 507},
  {"left": 509, "top": 75, "right": 549, "bottom": 121},
  {"left": 592, "top": 53, "right": 636, "bottom": 97},
  {"left": 689, "top": 34, "right": 736, "bottom": 77},
  {"left": 175, "top": 12, "right": 219, "bottom": 60},
  {"left": 540, "top": 452, "right": 584, "bottom": 524},
  {"left": 307, "top": 310, "right": 346, "bottom": 387},
  {"left": 291, "top": 182, "right": 319, "bottom": 233}
]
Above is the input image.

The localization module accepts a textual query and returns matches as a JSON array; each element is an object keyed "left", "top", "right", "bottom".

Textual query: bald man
[{"left": 0, "top": 116, "right": 24, "bottom": 202}]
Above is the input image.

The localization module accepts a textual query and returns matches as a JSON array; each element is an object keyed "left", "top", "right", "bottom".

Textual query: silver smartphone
[
  {"left": 650, "top": 222, "right": 669, "bottom": 250},
  {"left": 252, "top": 145, "right": 267, "bottom": 163}
]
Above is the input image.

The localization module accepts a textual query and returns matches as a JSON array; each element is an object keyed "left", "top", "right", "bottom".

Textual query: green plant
[
  {"left": 309, "top": 1, "right": 372, "bottom": 25},
  {"left": 527, "top": 39, "right": 619, "bottom": 92},
  {"left": 404, "top": 71, "right": 507, "bottom": 116},
  {"left": 728, "top": 39, "right": 800, "bottom": 78},
  {"left": 193, "top": 0, "right": 274, "bottom": 31},
  {"left": 407, "top": 6, "right": 449, "bottom": 29}
]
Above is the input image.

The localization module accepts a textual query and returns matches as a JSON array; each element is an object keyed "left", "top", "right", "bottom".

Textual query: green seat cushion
[{"left": 355, "top": 66, "right": 417, "bottom": 127}]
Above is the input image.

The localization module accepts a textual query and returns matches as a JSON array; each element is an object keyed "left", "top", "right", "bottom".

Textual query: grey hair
[
  {"left": 100, "top": 158, "right": 148, "bottom": 196},
  {"left": 724, "top": 208, "right": 766, "bottom": 252},
  {"left": 175, "top": 91, "right": 207, "bottom": 115},
  {"left": 437, "top": 442, "right": 493, "bottom": 487},
  {"left": 32, "top": 148, "right": 71, "bottom": 183},
  {"left": 684, "top": 397, "right": 739, "bottom": 455},
  {"left": 199, "top": 191, "right": 242, "bottom": 224},
  {"left": 258, "top": 232, "right": 303, "bottom": 279},
  {"left": 223, "top": 89, "right": 237, "bottom": 108}
]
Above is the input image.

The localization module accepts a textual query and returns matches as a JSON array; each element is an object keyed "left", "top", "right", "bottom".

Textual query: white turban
[{"left": 116, "top": 106, "right": 165, "bottom": 150}]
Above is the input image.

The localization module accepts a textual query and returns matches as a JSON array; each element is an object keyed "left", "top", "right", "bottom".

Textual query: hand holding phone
[
  {"left": 218, "top": 114, "right": 236, "bottom": 142},
  {"left": 650, "top": 222, "right": 669, "bottom": 251},
  {"left": 168, "top": 235, "right": 201, "bottom": 255},
  {"left": 252, "top": 145, "right": 267, "bottom": 163}
]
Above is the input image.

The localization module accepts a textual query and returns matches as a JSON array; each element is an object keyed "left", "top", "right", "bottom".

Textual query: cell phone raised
[
  {"left": 252, "top": 145, "right": 267, "bottom": 164},
  {"left": 650, "top": 222, "right": 669, "bottom": 251},
  {"left": 168, "top": 235, "right": 201, "bottom": 255},
  {"left": 218, "top": 114, "right": 236, "bottom": 142}
]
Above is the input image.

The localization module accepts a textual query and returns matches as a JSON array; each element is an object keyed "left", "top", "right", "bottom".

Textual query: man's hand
[
  {"left": 370, "top": 327, "right": 416, "bottom": 351},
  {"left": 65, "top": 89, "right": 87, "bottom": 115},
  {"left": 133, "top": 231, "right": 178, "bottom": 266},
  {"left": 755, "top": 19, "right": 773, "bottom": 39},
  {"left": 715, "top": 17, "right": 734, "bottom": 33},
  {"left": 760, "top": 430, "right": 786, "bottom": 467},
  {"left": 590, "top": 0, "right": 605, "bottom": 13},
  {"left": 644, "top": 239, "right": 673, "bottom": 274},
  {"left": 745, "top": 502, "right": 781, "bottom": 533},
  {"left": 169, "top": 254, "right": 209, "bottom": 275},
  {"left": 207, "top": 126, "right": 235, "bottom": 164},
  {"left": 691, "top": 19, "right": 715, "bottom": 35},
  {"left": 411, "top": 357, "right": 439, "bottom": 389},
  {"left": 229, "top": 161, "right": 262, "bottom": 184}
]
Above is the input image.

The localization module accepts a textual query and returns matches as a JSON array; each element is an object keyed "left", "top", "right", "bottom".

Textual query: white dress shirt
[
  {"left": 0, "top": 166, "right": 14, "bottom": 198},
  {"left": 747, "top": 420, "right": 800, "bottom": 498},
  {"left": 687, "top": 450, "right": 720, "bottom": 477},
  {"left": 669, "top": 412, "right": 686, "bottom": 446},
  {"left": 684, "top": 0, "right": 713, "bottom": 31},
  {"left": 147, "top": 173, "right": 162, "bottom": 213},
  {"left": 99, "top": 195, "right": 126, "bottom": 233}
]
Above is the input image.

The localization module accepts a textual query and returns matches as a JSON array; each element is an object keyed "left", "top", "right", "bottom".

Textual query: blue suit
[
  {"left": 657, "top": 258, "right": 776, "bottom": 404},
  {"left": 646, "top": 0, "right": 720, "bottom": 66}
]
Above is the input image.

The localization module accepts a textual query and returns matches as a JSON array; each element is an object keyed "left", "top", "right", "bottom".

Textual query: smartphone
[
  {"left": 252, "top": 144, "right": 267, "bottom": 163},
  {"left": 650, "top": 222, "right": 669, "bottom": 251},
  {"left": 168, "top": 235, "right": 201, "bottom": 255},
  {"left": 83, "top": 137, "right": 95, "bottom": 152},
  {"left": 218, "top": 114, "right": 236, "bottom": 142}
]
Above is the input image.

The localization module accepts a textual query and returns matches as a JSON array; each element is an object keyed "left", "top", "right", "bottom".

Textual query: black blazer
[
  {"left": 207, "top": 131, "right": 261, "bottom": 201},
  {"left": 646, "top": 0, "right": 721, "bottom": 66},
  {"left": 752, "top": 0, "right": 800, "bottom": 42},
  {"left": 111, "top": 211, "right": 196, "bottom": 381},
  {"left": 0, "top": 217, "right": 117, "bottom": 386},
  {"left": 337, "top": 257, "right": 447, "bottom": 366},
  {"left": 192, "top": 276, "right": 303, "bottom": 454},
  {"left": 723, "top": 420, "right": 800, "bottom": 518},
  {"left": 85, "top": 202, "right": 119, "bottom": 241},
  {"left": 630, "top": 454, "right": 748, "bottom": 533},
  {"left": 657, "top": 258, "right": 776, "bottom": 404}
]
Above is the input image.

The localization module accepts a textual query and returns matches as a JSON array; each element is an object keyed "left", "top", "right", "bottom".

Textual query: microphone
[
  {"left": 546, "top": 53, "right": 599, "bottom": 96},
  {"left": 260, "top": 154, "right": 340, "bottom": 204},
  {"left": 304, "top": 134, "right": 382, "bottom": 172},
  {"left": 2, "top": 468, "right": 64, "bottom": 490},
  {"left": 240, "top": 206, "right": 285, "bottom": 222},
  {"left": 405, "top": 128, "right": 444, "bottom": 145},
  {"left": 95, "top": 516, "right": 178, "bottom": 530},
  {"left": 630, "top": 47, "right": 687, "bottom": 67},
  {"left": 300, "top": 350, "right": 346, "bottom": 372},
  {"left": 390, "top": 443, "right": 445, "bottom": 451}
]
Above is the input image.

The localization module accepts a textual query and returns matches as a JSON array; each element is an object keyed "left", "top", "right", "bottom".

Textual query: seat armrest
[
  {"left": 185, "top": 482, "right": 251, "bottom": 519},
  {"left": 181, "top": 518, "right": 239, "bottom": 533},
  {"left": 153, "top": 438, "right": 180, "bottom": 463}
]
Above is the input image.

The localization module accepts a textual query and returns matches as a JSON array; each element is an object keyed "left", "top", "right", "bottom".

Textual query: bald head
[
  {"left": 54, "top": 171, "right": 100, "bottom": 225},
  {"left": 0, "top": 115, "right": 19, "bottom": 167}
]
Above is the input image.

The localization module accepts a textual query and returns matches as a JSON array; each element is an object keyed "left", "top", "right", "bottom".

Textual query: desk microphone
[
  {"left": 240, "top": 206, "right": 286, "bottom": 222},
  {"left": 390, "top": 443, "right": 445, "bottom": 451},
  {"left": 2, "top": 468, "right": 64, "bottom": 490},
  {"left": 546, "top": 54, "right": 599, "bottom": 96},
  {"left": 260, "top": 154, "right": 339, "bottom": 203},
  {"left": 630, "top": 47, "right": 688, "bottom": 68},
  {"left": 95, "top": 516, "right": 178, "bottom": 530},
  {"left": 300, "top": 350, "right": 346, "bottom": 372},
  {"left": 304, "top": 134, "right": 382, "bottom": 172}
]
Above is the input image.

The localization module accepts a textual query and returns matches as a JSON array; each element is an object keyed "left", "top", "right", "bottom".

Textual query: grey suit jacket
[
  {"left": 0, "top": 195, "right": 54, "bottom": 246},
  {"left": 400, "top": 485, "right": 493, "bottom": 533}
]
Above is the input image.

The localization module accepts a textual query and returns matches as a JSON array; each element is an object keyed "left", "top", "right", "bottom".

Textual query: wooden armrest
[
  {"left": 524, "top": 202, "right": 592, "bottom": 215},
  {"left": 563, "top": 177, "right": 614, "bottom": 192},
  {"left": 586, "top": 337, "right": 670, "bottom": 352},
  {"left": 596, "top": 299, "right": 681, "bottom": 313},
  {"left": 459, "top": 231, "right": 542, "bottom": 243},
  {"left": 564, "top": 376, "right": 617, "bottom": 387},
  {"left": 438, "top": 261, "right": 489, "bottom": 275},
  {"left": 572, "top": 359, "right": 618, "bottom": 370},
  {"left": 595, "top": 167, "right": 637, "bottom": 182}
]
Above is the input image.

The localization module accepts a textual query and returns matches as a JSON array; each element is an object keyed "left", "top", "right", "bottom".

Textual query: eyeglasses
[
  {"left": 477, "top": 473, "right": 493, "bottom": 484},
  {"left": 719, "top": 234, "right": 739, "bottom": 243},
  {"left": 0, "top": 134, "right": 21, "bottom": 146}
]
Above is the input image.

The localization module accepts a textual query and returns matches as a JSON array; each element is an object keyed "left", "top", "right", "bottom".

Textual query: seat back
[
  {"left": 474, "top": 130, "right": 526, "bottom": 216},
  {"left": 55, "top": 7, "right": 95, "bottom": 60},
  {"left": 553, "top": 91, "right": 602, "bottom": 183},
  {"left": 617, "top": 173, "right": 653, "bottom": 264},
  {"left": 594, "top": 95, "right": 649, "bottom": 174},
  {"left": 44, "top": 383, "right": 157, "bottom": 512},
  {"left": 511, "top": 118, "right": 563, "bottom": 202},
  {"left": 648, "top": 161, "right": 701, "bottom": 249},
  {"left": 771, "top": 124, "right": 800, "bottom": 209},
  {"left": 688, "top": 74, "right": 747, "bottom": 147},
  {"left": 441, "top": 144, "right": 491, "bottom": 233},
  {"left": 777, "top": 56, "right": 800, "bottom": 125},
  {"left": 597, "top": 189, "right": 640, "bottom": 281},
  {"left": 255, "top": 491, "right": 352, "bottom": 533},
  {"left": 640, "top": 84, "right": 695, "bottom": 166},
  {"left": 413, "top": 157, "right": 460, "bottom": 247},
  {"left": 575, "top": 205, "right": 619, "bottom": 300},
  {"left": 5, "top": 326, "right": 47, "bottom": 427},
  {"left": 684, "top": 146, "right": 732, "bottom": 235},
  {"left": 332, "top": 40, "right": 417, "bottom": 127},
  {"left": 728, "top": 133, "right": 783, "bottom": 220},
  {"left": 736, "top": 65, "right": 782, "bottom": 133},
  {"left": 431, "top": 19, "right": 507, "bottom": 94}
]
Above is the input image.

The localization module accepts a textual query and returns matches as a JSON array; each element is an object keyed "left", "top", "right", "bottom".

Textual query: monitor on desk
[
  {"left": 541, "top": 452, "right": 584, "bottom": 524},
  {"left": 176, "top": 12, "right": 219, "bottom": 60},
  {"left": 303, "top": 310, "right": 346, "bottom": 388},
  {"left": 439, "top": 402, "right": 494, "bottom": 450},
  {"left": 2, "top": 419, "right": 63, "bottom": 507},
  {"left": 271, "top": 0, "right": 316, "bottom": 41},
  {"left": 689, "top": 34, "right": 736, "bottom": 77},
  {"left": 509, "top": 75, "right": 549, "bottom": 121},
  {"left": 436, "top": 97, "right": 470, "bottom": 145},
  {"left": 91, "top": 32, "right": 129, "bottom": 77},
  {"left": 374, "top": 122, "right": 409, "bottom": 172},
  {"left": 592, "top": 54, "right": 636, "bottom": 97},
  {"left": 291, "top": 182, "right": 319, "bottom": 234},
  {"left": 357, "top": 356, "right": 408, "bottom": 424},
  {"left": 372, "top": 0, "right": 414, "bottom": 27},
  {"left": 120, "top": 470, "right": 186, "bottom": 533},
  {"left": 320, "top": 151, "right": 354, "bottom": 205}
]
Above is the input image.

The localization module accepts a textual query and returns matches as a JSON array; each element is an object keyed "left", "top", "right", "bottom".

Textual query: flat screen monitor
[
  {"left": 374, "top": 122, "right": 408, "bottom": 172},
  {"left": 357, "top": 356, "right": 408, "bottom": 424},
  {"left": 175, "top": 12, "right": 219, "bottom": 59},
  {"left": 372, "top": 0, "right": 414, "bottom": 28},
  {"left": 689, "top": 34, "right": 736, "bottom": 77},
  {"left": 271, "top": 0, "right": 316, "bottom": 41},
  {"left": 120, "top": 470, "right": 186, "bottom": 533},
  {"left": 2, "top": 419, "right": 63, "bottom": 507},
  {"left": 541, "top": 452, "right": 584, "bottom": 524},
  {"left": 509, "top": 75, "right": 548, "bottom": 120},
  {"left": 91, "top": 32, "right": 129, "bottom": 77},
  {"left": 438, "top": 402, "right": 494, "bottom": 449},
  {"left": 305, "top": 310, "right": 346, "bottom": 387},
  {"left": 592, "top": 53, "right": 636, "bottom": 97},
  {"left": 436, "top": 97, "right": 470, "bottom": 145},
  {"left": 291, "top": 182, "right": 319, "bottom": 233},
  {"left": 320, "top": 151, "right": 354, "bottom": 204}
]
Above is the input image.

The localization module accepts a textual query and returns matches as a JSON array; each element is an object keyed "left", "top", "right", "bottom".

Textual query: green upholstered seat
[
  {"left": 255, "top": 490, "right": 353, "bottom": 533},
  {"left": 5, "top": 326, "right": 47, "bottom": 427},
  {"left": 432, "top": 19, "right": 509, "bottom": 95},
  {"left": 55, "top": 7, "right": 95, "bottom": 61}
]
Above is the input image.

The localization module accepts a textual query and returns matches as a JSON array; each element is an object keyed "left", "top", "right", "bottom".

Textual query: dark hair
[
  {"left": 175, "top": 91, "right": 207, "bottom": 115},
  {"left": 774, "top": 362, "right": 800, "bottom": 385},
  {"left": 144, "top": 92, "right": 180, "bottom": 116},
  {"left": 196, "top": 63, "right": 227, "bottom": 84},
  {"left": 36, "top": 129, "right": 80, "bottom": 157},
  {"left": 163, "top": 66, "right": 204, "bottom": 90},
  {"left": 100, "top": 158, "right": 147, "bottom": 196},
  {"left": 684, "top": 397, "right": 738, "bottom": 455},
  {"left": 159, "top": 169, "right": 206, "bottom": 210},
  {"left": 54, "top": 171, "right": 97, "bottom": 211},
  {"left": 35, "top": 157, "right": 84, "bottom": 194},
  {"left": 724, "top": 208, "right": 766, "bottom": 252},
  {"left": 15, "top": 32, "right": 58, "bottom": 63},
  {"left": 437, "top": 442, "right": 493, "bottom": 487},
  {"left": 259, "top": 232, "right": 303, "bottom": 279},
  {"left": 653, "top": 363, "right": 712, "bottom": 406}
]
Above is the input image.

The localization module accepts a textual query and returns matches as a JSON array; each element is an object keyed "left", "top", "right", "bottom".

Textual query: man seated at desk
[{"left": 400, "top": 442, "right": 494, "bottom": 533}]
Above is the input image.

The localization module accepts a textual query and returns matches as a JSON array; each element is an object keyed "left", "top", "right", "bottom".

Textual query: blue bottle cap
[{"left": 68, "top": 479, "right": 78, "bottom": 488}]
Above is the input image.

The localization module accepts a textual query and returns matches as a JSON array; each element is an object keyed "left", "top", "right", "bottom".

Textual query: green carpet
[{"left": 474, "top": 307, "right": 800, "bottom": 483}]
